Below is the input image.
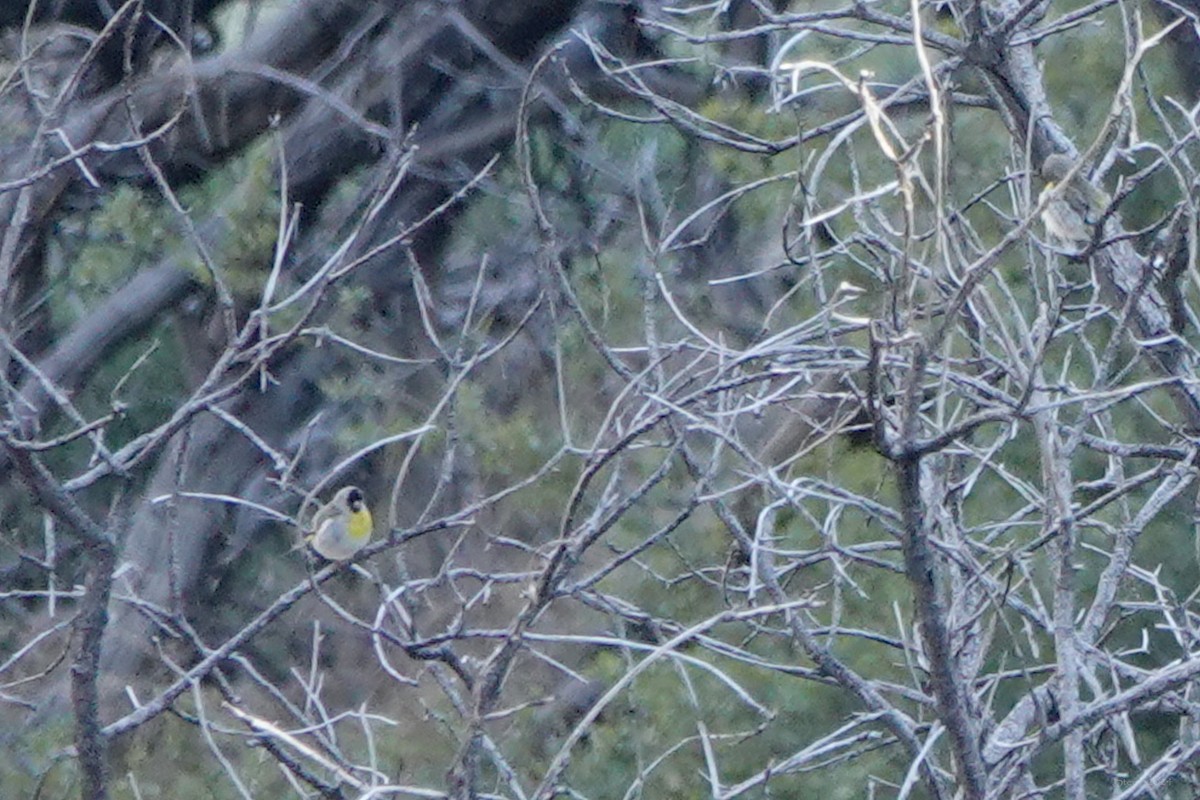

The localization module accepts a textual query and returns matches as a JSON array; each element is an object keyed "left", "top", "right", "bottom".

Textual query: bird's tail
[{"left": 290, "top": 531, "right": 315, "bottom": 553}]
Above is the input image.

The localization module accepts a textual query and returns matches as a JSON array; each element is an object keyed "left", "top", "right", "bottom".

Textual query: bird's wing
[{"left": 308, "top": 502, "right": 337, "bottom": 533}]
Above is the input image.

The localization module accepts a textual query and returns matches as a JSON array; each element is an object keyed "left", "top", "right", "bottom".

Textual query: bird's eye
[{"left": 348, "top": 488, "right": 363, "bottom": 505}]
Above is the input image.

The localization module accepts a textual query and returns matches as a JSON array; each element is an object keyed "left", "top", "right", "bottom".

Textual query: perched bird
[
  {"left": 298, "top": 486, "right": 373, "bottom": 560},
  {"left": 1039, "top": 153, "right": 1111, "bottom": 248}
]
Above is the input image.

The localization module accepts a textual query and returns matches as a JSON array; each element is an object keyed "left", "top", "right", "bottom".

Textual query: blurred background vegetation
[{"left": 2, "top": 0, "right": 1200, "bottom": 798}]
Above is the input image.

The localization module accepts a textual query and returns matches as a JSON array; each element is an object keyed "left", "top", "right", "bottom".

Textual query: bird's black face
[{"left": 348, "top": 488, "right": 364, "bottom": 511}]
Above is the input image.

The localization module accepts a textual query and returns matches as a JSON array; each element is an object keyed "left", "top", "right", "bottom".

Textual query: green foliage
[
  {"left": 0, "top": 713, "right": 77, "bottom": 799},
  {"left": 62, "top": 185, "right": 172, "bottom": 310},
  {"left": 523, "top": 641, "right": 912, "bottom": 798},
  {"left": 55, "top": 140, "right": 280, "bottom": 319},
  {"left": 1042, "top": 18, "right": 1124, "bottom": 141},
  {"left": 320, "top": 359, "right": 393, "bottom": 447},
  {"left": 179, "top": 141, "right": 282, "bottom": 296},
  {"left": 456, "top": 383, "right": 562, "bottom": 479},
  {"left": 34, "top": 142, "right": 282, "bottom": 461}
]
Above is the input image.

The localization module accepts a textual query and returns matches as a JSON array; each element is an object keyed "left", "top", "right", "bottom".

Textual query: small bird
[
  {"left": 1039, "top": 153, "right": 1111, "bottom": 248},
  {"left": 298, "top": 486, "right": 373, "bottom": 560}
]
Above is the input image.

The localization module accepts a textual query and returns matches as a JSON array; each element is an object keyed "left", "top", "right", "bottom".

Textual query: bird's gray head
[{"left": 1041, "top": 153, "right": 1075, "bottom": 183}]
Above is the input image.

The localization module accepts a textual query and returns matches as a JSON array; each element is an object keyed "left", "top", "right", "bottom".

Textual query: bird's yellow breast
[{"left": 347, "top": 508, "right": 373, "bottom": 542}]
